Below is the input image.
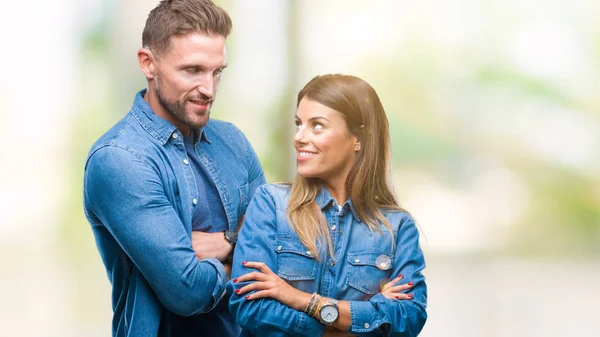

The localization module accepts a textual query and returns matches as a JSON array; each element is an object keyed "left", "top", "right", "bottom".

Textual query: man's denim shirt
[
  {"left": 228, "top": 184, "right": 427, "bottom": 337},
  {"left": 84, "top": 90, "right": 265, "bottom": 337}
]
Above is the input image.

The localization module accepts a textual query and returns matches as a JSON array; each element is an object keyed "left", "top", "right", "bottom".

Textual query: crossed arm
[
  {"left": 84, "top": 147, "right": 228, "bottom": 316},
  {"left": 233, "top": 262, "right": 414, "bottom": 336},
  {"left": 227, "top": 186, "right": 427, "bottom": 337}
]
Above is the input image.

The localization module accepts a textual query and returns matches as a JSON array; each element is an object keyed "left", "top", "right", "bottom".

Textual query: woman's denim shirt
[
  {"left": 84, "top": 90, "right": 265, "bottom": 336},
  {"left": 228, "top": 184, "right": 427, "bottom": 336}
]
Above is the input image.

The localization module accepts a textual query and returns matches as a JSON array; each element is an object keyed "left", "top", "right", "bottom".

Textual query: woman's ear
[
  {"left": 354, "top": 125, "right": 365, "bottom": 151},
  {"left": 138, "top": 48, "right": 157, "bottom": 80}
]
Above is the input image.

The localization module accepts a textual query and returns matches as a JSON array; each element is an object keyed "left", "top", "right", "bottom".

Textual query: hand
[
  {"left": 232, "top": 261, "right": 304, "bottom": 309},
  {"left": 191, "top": 231, "right": 233, "bottom": 261},
  {"left": 380, "top": 275, "right": 414, "bottom": 300}
]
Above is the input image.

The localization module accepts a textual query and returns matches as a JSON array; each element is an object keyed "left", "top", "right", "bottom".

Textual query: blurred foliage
[
  {"left": 364, "top": 39, "right": 600, "bottom": 257},
  {"left": 59, "top": 15, "right": 118, "bottom": 323}
]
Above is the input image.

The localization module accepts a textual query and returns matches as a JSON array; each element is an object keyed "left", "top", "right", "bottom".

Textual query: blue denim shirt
[
  {"left": 84, "top": 89, "right": 265, "bottom": 337},
  {"left": 228, "top": 184, "right": 427, "bottom": 337}
]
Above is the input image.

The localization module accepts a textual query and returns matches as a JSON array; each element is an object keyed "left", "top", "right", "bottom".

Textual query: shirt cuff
[
  {"left": 294, "top": 311, "right": 326, "bottom": 337},
  {"left": 200, "top": 257, "right": 227, "bottom": 312},
  {"left": 349, "top": 298, "right": 383, "bottom": 333}
]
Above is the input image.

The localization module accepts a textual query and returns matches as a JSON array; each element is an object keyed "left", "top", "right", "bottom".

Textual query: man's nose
[{"left": 196, "top": 74, "right": 214, "bottom": 98}]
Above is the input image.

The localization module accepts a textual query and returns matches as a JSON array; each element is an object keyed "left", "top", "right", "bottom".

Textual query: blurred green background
[{"left": 1, "top": 0, "right": 599, "bottom": 336}]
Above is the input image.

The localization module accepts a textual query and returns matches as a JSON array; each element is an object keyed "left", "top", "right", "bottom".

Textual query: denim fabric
[
  {"left": 228, "top": 184, "right": 427, "bottom": 337},
  {"left": 84, "top": 89, "right": 265, "bottom": 337},
  {"left": 182, "top": 132, "right": 228, "bottom": 232}
]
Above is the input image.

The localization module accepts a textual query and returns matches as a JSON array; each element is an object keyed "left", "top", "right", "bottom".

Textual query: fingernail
[
  {"left": 235, "top": 290, "right": 240, "bottom": 294},
  {"left": 395, "top": 295, "right": 400, "bottom": 299},
  {"left": 398, "top": 274, "right": 403, "bottom": 279},
  {"left": 245, "top": 295, "right": 250, "bottom": 300},
  {"left": 242, "top": 261, "right": 247, "bottom": 265},
  {"left": 233, "top": 278, "right": 238, "bottom": 283},
  {"left": 408, "top": 294, "right": 414, "bottom": 299},
  {"left": 408, "top": 282, "right": 413, "bottom": 286}
]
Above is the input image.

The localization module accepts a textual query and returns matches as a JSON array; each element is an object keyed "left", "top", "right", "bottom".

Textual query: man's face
[{"left": 153, "top": 33, "right": 227, "bottom": 130}]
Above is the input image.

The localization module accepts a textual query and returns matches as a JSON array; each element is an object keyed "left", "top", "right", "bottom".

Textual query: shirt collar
[
  {"left": 315, "top": 186, "right": 361, "bottom": 222},
  {"left": 198, "top": 127, "right": 211, "bottom": 144},
  {"left": 131, "top": 89, "right": 211, "bottom": 145}
]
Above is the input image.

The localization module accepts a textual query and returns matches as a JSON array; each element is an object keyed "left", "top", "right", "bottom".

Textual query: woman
[{"left": 227, "top": 74, "right": 427, "bottom": 336}]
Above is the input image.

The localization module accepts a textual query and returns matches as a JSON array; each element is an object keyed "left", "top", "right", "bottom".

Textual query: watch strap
[{"left": 224, "top": 230, "right": 237, "bottom": 244}]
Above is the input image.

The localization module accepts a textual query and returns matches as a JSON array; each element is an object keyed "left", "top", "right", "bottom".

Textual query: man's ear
[{"left": 138, "top": 48, "right": 157, "bottom": 80}]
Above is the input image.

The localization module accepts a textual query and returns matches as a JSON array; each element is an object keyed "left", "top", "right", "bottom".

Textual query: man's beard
[{"left": 155, "top": 82, "right": 211, "bottom": 130}]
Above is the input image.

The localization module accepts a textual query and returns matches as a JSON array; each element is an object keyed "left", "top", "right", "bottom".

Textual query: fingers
[
  {"left": 381, "top": 276, "right": 415, "bottom": 301},
  {"left": 235, "top": 271, "right": 270, "bottom": 283},
  {"left": 241, "top": 289, "right": 273, "bottom": 300},
  {"left": 381, "top": 274, "right": 403, "bottom": 291},
  {"left": 241, "top": 261, "right": 275, "bottom": 275},
  {"left": 234, "top": 280, "right": 275, "bottom": 296},
  {"left": 387, "top": 282, "right": 414, "bottom": 293},
  {"left": 382, "top": 292, "right": 414, "bottom": 300}
]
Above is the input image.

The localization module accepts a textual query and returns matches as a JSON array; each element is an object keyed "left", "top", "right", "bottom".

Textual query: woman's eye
[{"left": 313, "top": 123, "right": 323, "bottom": 131}]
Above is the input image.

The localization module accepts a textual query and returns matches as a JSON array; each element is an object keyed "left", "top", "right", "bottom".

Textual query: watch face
[{"left": 321, "top": 304, "right": 339, "bottom": 323}]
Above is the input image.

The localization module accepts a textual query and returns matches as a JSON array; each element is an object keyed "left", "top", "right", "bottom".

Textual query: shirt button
[
  {"left": 183, "top": 159, "right": 189, "bottom": 165},
  {"left": 354, "top": 259, "right": 360, "bottom": 263},
  {"left": 331, "top": 261, "right": 336, "bottom": 266},
  {"left": 192, "top": 198, "right": 198, "bottom": 205},
  {"left": 331, "top": 225, "right": 337, "bottom": 231},
  {"left": 338, "top": 229, "right": 343, "bottom": 235},
  {"left": 277, "top": 245, "right": 283, "bottom": 251},
  {"left": 172, "top": 133, "right": 178, "bottom": 139},
  {"left": 364, "top": 323, "right": 370, "bottom": 329},
  {"left": 306, "top": 251, "right": 312, "bottom": 256}
]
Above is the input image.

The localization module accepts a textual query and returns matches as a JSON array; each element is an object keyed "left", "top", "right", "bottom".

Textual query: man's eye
[
  {"left": 186, "top": 67, "right": 200, "bottom": 74},
  {"left": 214, "top": 69, "right": 223, "bottom": 77}
]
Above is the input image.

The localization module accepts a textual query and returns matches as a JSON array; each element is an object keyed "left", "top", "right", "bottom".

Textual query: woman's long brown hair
[{"left": 288, "top": 74, "right": 403, "bottom": 260}]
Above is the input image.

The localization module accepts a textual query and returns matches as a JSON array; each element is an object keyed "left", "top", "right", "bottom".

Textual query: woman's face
[{"left": 294, "top": 97, "right": 359, "bottom": 186}]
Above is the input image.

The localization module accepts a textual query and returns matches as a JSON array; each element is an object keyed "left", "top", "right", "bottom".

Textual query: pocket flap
[
  {"left": 273, "top": 237, "right": 316, "bottom": 259},
  {"left": 347, "top": 252, "right": 393, "bottom": 270}
]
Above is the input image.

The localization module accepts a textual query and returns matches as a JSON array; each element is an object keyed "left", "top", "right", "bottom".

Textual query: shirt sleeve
[
  {"left": 227, "top": 185, "right": 326, "bottom": 337},
  {"left": 243, "top": 131, "right": 266, "bottom": 199},
  {"left": 84, "top": 146, "right": 226, "bottom": 316},
  {"left": 348, "top": 215, "right": 428, "bottom": 336}
]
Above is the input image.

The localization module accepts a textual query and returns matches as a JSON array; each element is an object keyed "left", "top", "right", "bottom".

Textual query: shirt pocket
[
  {"left": 346, "top": 251, "right": 394, "bottom": 295},
  {"left": 273, "top": 237, "right": 317, "bottom": 281}
]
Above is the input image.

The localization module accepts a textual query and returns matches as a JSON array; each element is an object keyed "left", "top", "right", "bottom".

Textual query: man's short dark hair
[{"left": 142, "top": 0, "right": 232, "bottom": 56}]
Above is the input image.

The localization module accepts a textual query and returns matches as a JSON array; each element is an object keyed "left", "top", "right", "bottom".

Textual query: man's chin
[{"left": 186, "top": 116, "right": 210, "bottom": 130}]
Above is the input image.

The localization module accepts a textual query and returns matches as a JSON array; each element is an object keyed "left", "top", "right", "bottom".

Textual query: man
[{"left": 83, "top": 0, "right": 265, "bottom": 336}]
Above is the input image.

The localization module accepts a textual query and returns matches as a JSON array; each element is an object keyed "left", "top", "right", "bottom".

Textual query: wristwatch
[
  {"left": 319, "top": 298, "right": 340, "bottom": 325},
  {"left": 224, "top": 230, "right": 237, "bottom": 245}
]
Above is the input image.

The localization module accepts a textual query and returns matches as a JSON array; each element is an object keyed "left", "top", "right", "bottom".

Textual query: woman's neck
[{"left": 322, "top": 179, "right": 348, "bottom": 206}]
